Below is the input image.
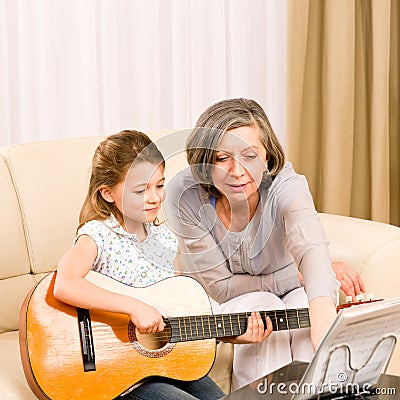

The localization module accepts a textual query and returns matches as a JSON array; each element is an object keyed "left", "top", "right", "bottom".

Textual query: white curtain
[{"left": 0, "top": 0, "right": 286, "bottom": 146}]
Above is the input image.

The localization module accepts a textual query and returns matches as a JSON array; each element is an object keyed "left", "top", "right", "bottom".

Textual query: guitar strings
[{"left": 104, "top": 309, "right": 311, "bottom": 342}]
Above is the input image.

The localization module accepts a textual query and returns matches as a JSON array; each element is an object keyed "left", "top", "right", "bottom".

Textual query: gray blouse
[{"left": 164, "top": 162, "right": 339, "bottom": 305}]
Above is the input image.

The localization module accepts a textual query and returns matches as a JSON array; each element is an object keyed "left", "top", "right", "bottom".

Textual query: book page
[{"left": 292, "top": 298, "right": 400, "bottom": 400}]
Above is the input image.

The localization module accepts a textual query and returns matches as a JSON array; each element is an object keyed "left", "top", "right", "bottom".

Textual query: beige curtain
[{"left": 286, "top": 0, "right": 399, "bottom": 226}]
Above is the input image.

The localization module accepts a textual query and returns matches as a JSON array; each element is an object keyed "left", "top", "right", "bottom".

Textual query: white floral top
[{"left": 76, "top": 214, "right": 177, "bottom": 287}]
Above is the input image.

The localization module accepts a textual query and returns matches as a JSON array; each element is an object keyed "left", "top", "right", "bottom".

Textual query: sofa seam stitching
[{"left": 4, "top": 147, "right": 36, "bottom": 273}]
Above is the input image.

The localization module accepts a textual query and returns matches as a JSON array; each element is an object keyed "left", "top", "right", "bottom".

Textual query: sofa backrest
[
  {"left": 0, "top": 136, "right": 104, "bottom": 332},
  {"left": 0, "top": 152, "right": 32, "bottom": 333}
]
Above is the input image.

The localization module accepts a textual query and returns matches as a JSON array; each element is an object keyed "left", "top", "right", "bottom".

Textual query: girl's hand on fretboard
[{"left": 220, "top": 311, "right": 272, "bottom": 344}]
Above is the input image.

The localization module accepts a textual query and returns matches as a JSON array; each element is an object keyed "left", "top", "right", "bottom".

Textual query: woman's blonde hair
[
  {"left": 78, "top": 130, "right": 164, "bottom": 231},
  {"left": 186, "top": 98, "right": 285, "bottom": 197}
]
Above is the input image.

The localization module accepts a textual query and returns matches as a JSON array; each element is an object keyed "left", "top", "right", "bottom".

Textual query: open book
[{"left": 292, "top": 297, "right": 400, "bottom": 400}]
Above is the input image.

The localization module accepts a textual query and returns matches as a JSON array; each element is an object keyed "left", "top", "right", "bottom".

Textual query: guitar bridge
[{"left": 77, "top": 307, "right": 96, "bottom": 371}]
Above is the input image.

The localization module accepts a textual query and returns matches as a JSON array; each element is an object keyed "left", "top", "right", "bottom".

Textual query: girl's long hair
[{"left": 78, "top": 130, "right": 165, "bottom": 232}]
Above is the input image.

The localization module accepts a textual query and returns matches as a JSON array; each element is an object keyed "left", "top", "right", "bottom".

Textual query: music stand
[{"left": 292, "top": 297, "right": 400, "bottom": 400}]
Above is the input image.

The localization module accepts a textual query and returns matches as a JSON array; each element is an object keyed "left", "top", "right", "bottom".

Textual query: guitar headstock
[{"left": 336, "top": 293, "right": 383, "bottom": 312}]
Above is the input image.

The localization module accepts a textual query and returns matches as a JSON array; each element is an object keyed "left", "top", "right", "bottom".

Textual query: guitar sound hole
[{"left": 128, "top": 321, "right": 172, "bottom": 350}]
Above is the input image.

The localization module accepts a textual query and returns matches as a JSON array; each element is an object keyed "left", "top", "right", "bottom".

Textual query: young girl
[{"left": 53, "top": 130, "right": 225, "bottom": 400}]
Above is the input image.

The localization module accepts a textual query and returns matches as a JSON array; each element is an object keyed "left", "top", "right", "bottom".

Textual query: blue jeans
[{"left": 116, "top": 376, "right": 225, "bottom": 400}]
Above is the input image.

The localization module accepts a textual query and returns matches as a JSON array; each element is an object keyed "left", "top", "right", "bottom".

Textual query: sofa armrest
[
  {"left": 319, "top": 213, "right": 400, "bottom": 376},
  {"left": 319, "top": 213, "right": 400, "bottom": 301}
]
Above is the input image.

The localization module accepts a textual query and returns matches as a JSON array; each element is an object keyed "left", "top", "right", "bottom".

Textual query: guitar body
[{"left": 19, "top": 272, "right": 216, "bottom": 400}]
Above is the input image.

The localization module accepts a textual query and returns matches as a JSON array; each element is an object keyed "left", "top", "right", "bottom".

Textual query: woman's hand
[
  {"left": 332, "top": 261, "right": 366, "bottom": 301},
  {"left": 297, "top": 262, "right": 366, "bottom": 302},
  {"left": 309, "top": 296, "right": 337, "bottom": 351},
  {"left": 222, "top": 312, "right": 273, "bottom": 344},
  {"left": 129, "top": 301, "right": 165, "bottom": 334}
]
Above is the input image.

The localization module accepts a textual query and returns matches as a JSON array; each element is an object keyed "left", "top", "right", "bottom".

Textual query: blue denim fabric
[{"left": 116, "top": 376, "right": 225, "bottom": 400}]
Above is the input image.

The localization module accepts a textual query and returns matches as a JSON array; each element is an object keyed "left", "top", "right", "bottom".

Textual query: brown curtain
[{"left": 286, "top": 0, "right": 399, "bottom": 226}]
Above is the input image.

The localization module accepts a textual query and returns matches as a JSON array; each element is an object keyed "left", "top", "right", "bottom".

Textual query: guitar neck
[{"left": 168, "top": 308, "right": 310, "bottom": 343}]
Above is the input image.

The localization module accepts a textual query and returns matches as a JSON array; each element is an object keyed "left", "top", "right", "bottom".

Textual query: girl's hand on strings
[{"left": 130, "top": 301, "right": 165, "bottom": 334}]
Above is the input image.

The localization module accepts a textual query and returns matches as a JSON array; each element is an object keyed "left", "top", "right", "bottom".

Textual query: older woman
[{"left": 164, "top": 98, "right": 364, "bottom": 390}]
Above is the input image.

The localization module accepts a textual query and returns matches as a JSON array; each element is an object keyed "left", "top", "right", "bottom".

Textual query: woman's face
[{"left": 211, "top": 125, "right": 268, "bottom": 203}]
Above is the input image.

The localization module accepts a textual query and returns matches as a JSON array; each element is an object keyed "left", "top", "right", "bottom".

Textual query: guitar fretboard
[{"left": 168, "top": 308, "right": 310, "bottom": 343}]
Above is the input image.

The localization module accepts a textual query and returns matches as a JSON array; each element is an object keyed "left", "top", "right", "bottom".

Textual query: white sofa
[{"left": 1, "top": 132, "right": 399, "bottom": 398}]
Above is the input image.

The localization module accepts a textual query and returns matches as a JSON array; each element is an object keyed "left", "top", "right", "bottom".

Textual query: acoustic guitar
[{"left": 19, "top": 271, "right": 378, "bottom": 400}]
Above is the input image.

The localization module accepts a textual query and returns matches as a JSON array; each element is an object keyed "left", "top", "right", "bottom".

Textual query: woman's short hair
[{"left": 186, "top": 98, "right": 285, "bottom": 197}]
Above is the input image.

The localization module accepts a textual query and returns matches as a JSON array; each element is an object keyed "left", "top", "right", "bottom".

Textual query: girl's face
[
  {"left": 104, "top": 162, "right": 165, "bottom": 230},
  {"left": 211, "top": 125, "right": 268, "bottom": 203}
]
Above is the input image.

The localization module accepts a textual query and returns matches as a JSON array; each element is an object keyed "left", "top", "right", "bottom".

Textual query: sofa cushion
[
  {"left": 4, "top": 137, "right": 104, "bottom": 274},
  {"left": 0, "top": 331, "right": 37, "bottom": 399},
  {"left": 209, "top": 342, "right": 233, "bottom": 394},
  {"left": 0, "top": 275, "right": 37, "bottom": 334}
]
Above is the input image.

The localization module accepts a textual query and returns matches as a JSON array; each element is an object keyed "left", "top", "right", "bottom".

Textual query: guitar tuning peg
[
  {"left": 355, "top": 294, "right": 364, "bottom": 302},
  {"left": 365, "top": 293, "right": 375, "bottom": 301},
  {"left": 345, "top": 296, "right": 353, "bottom": 304}
]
